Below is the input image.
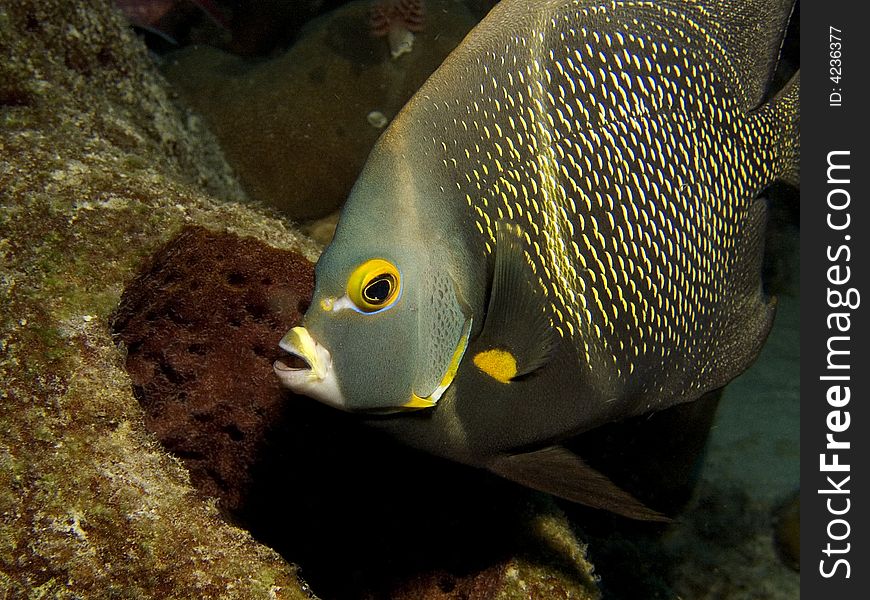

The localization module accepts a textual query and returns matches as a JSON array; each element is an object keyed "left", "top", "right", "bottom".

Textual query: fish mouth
[{"left": 273, "top": 326, "right": 345, "bottom": 409}]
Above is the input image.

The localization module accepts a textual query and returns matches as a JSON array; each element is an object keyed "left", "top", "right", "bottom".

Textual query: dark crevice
[{"left": 226, "top": 272, "right": 246, "bottom": 286}]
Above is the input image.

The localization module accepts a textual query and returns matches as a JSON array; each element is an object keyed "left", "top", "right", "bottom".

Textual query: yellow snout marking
[{"left": 473, "top": 349, "right": 517, "bottom": 384}]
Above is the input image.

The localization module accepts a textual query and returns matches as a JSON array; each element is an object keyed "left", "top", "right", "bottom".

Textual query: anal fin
[{"left": 488, "top": 445, "right": 670, "bottom": 522}]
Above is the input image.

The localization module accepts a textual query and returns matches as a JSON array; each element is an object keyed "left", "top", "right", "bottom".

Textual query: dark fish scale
[{"left": 407, "top": 1, "right": 787, "bottom": 405}]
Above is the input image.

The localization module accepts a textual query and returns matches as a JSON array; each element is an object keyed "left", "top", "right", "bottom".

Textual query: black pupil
[{"left": 364, "top": 275, "right": 393, "bottom": 304}]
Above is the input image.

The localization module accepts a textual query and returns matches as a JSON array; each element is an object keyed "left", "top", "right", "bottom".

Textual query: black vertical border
[{"left": 801, "top": 0, "right": 868, "bottom": 595}]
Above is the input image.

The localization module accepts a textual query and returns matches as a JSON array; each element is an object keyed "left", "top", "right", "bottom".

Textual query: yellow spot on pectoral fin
[{"left": 474, "top": 349, "right": 518, "bottom": 384}]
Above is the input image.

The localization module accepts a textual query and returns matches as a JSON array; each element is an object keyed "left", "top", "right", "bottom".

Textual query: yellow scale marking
[{"left": 416, "top": 0, "right": 783, "bottom": 394}]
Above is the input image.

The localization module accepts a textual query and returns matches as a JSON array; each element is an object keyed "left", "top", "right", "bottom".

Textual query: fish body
[{"left": 275, "top": 0, "right": 799, "bottom": 519}]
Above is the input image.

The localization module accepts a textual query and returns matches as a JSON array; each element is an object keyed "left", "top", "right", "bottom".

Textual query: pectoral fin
[
  {"left": 488, "top": 445, "right": 670, "bottom": 522},
  {"left": 474, "top": 222, "right": 555, "bottom": 382}
]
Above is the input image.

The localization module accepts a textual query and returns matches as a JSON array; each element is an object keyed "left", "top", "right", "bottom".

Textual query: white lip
[{"left": 273, "top": 327, "right": 346, "bottom": 410}]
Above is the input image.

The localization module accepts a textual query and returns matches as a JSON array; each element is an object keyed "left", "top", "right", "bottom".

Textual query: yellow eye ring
[{"left": 347, "top": 259, "right": 401, "bottom": 313}]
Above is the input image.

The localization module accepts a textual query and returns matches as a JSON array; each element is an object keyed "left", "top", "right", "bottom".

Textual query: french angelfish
[{"left": 274, "top": 0, "right": 800, "bottom": 520}]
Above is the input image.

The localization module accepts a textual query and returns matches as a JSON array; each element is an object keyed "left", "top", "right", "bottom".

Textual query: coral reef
[
  {"left": 464, "top": 0, "right": 501, "bottom": 20},
  {"left": 114, "top": 0, "right": 230, "bottom": 46},
  {"left": 115, "top": 0, "right": 177, "bottom": 30},
  {"left": 0, "top": 0, "right": 317, "bottom": 597},
  {"left": 222, "top": 0, "right": 354, "bottom": 57},
  {"left": 161, "top": 0, "right": 477, "bottom": 221},
  {"left": 301, "top": 209, "right": 342, "bottom": 246},
  {"left": 664, "top": 482, "right": 801, "bottom": 599}
]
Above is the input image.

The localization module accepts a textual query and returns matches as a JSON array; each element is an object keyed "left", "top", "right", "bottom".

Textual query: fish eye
[
  {"left": 363, "top": 274, "right": 395, "bottom": 304},
  {"left": 347, "top": 259, "right": 401, "bottom": 312}
]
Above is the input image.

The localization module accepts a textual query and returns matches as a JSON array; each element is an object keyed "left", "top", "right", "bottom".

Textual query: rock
[
  {"left": 301, "top": 209, "right": 341, "bottom": 246},
  {"left": 161, "top": 0, "right": 479, "bottom": 220},
  {"left": 0, "top": 0, "right": 317, "bottom": 597}
]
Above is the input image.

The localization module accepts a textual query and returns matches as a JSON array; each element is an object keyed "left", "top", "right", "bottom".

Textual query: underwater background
[{"left": 1, "top": 0, "right": 799, "bottom": 598}]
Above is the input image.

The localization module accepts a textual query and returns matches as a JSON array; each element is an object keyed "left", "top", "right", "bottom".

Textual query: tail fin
[{"left": 769, "top": 71, "right": 800, "bottom": 187}]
